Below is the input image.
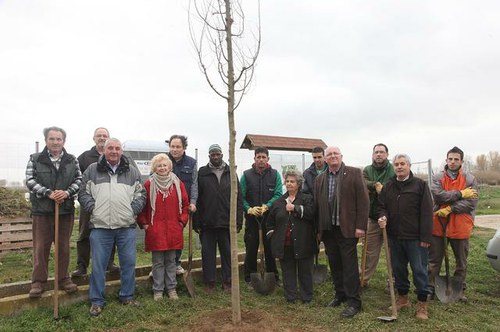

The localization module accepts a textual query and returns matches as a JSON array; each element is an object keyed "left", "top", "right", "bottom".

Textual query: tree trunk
[{"left": 225, "top": 0, "right": 241, "bottom": 325}]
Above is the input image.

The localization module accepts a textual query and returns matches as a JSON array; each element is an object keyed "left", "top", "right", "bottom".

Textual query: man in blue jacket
[{"left": 168, "top": 135, "right": 198, "bottom": 275}]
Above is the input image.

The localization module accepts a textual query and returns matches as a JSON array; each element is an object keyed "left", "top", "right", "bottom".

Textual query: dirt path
[{"left": 475, "top": 214, "right": 500, "bottom": 230}]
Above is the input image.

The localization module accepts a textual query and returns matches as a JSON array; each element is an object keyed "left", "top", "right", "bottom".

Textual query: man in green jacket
[
  {"left": 361, "top": 143, "right": 395, "bottom": 288},
  {"left": 241, "top": 147, "right": 283, "bottom": 286}
]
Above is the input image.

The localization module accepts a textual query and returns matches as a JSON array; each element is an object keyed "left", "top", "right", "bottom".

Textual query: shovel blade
[
  {"left": 313, "top": 264, "right": 328, "bottom": 284},
  {"left": 250, "top": 272, "right": 276, "bottom": 295},
  {"left": 435, "top": 275, "right": 463, "bottom": 303},
  {"left": 377, "top": 315, "right": 397, "bottom": 322},
  {"left": 183, "top": 271, "right": 196, "bottom": 298}
]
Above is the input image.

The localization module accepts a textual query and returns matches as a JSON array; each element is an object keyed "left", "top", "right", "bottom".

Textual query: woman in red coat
[{"left": 137, "top": 153, "right": 189, "bottom": 301}]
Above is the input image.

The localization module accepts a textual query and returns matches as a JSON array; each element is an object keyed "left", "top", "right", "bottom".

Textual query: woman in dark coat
[{"left": 267, "top": 170, "right": 317, "bottom": 303}]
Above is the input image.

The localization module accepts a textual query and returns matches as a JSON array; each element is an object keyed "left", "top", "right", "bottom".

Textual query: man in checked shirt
[{"left": 25, "top": 126, "right": 82, "bottom": 298}]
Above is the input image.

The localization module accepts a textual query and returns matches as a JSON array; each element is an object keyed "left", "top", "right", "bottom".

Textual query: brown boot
[
  {"left": 60, "top": 279, "right": 78, "bottom": 294},
  {"left": 416, "top": 301, "right": 429, "bottom": 320},
  {"left": 389, "top": 294, "right": 411, "bottom": 311},
  {"left": 29, "top": 282, "right": 43, "bottom": 299}
]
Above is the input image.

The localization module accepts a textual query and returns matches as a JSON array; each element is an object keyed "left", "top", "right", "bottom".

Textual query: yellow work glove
[
  {"left": 260, "top": 204, "right": 269, "bottom": 214},
  {"left": 460, "top": 187, "right": 478, "bottom": 199},
  {"left": 374, "top": 182, "right": 383, "bottom": 194},
  {"left": 435, "top": 206, "right": 452, "bottom": 218}
]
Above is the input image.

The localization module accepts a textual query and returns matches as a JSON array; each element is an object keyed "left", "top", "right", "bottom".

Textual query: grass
[
  {"left": 0, "top": 218, "right": 245, "bottom": 284},
  {"left": 477, "top": 185, "right": 500, "bottom": 215},
  {"left": 0, "top": 226, "right": 499, "bottom": 331}
]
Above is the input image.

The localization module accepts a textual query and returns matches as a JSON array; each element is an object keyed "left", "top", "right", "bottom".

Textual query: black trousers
[
  {"left": 322, "top": 227, "right": 361, "bottom": 308},
  {"left": 244, "top": 216, "right": 279, "bottom": 282},
  {"left": 280, "top": 245, "right": 314, "bottom": 302},
  {"left": 200, "top": 228, "right": 231, "bottom": 284},
  {"left": 75, "top": 209, "right": 115, "bottom": 270}
]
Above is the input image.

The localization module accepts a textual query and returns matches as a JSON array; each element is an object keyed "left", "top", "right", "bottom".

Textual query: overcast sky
[{"left": 1, "top": 0, "right": 499, "bottom": 183}]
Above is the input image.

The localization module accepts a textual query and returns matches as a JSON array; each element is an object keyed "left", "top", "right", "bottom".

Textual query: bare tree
[
  {"left": 188, "top": 0, "right": 261, "bottom": 324},
  {"left": 488, "top": 151, "right": 500, "bottom": 172},
  {"left": 476, "top": 154, "right": 488, "bottom": 171}
]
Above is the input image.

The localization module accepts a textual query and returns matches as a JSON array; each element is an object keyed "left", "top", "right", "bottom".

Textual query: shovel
[
  {"left": 360, "top": 232, "right": 368, "bottom": 288},
  {"left": 183, "top": 213, "right": 196, "bottom": 298},
  {"left": 53, "top": 203, "right": 60, "bottom": 320},
  {"left": 435, "top": 216, "right": 463, "bottom": 304},
  {"left": 377, "top": 227, "right": 397, "bottom": 322},
  {"left": 250, "top": 217, "right": 276, "bottom": 295},
  {"left": 313, "top": 242, "right": 328, "bottom": 284}
]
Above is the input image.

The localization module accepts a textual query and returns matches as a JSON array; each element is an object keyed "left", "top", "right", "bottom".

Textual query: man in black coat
[{"left": 193, "top": 144, "right": 243, "bottom": 293}]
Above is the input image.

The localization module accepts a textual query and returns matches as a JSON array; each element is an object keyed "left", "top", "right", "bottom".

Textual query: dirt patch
[{"left": 188, "top": 308, "right": 295, "bottom": 332}]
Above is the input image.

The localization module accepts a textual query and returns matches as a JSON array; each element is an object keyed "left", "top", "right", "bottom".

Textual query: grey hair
[
  {"left": 284, "top": 169, "right": 304, "bottom": 188},
  {"left": 393, "top": 153, "right": 411, "bottom": 165},
  {"left": 104, "top": 137, "right": 122, "bottom": 148},
  {"left": 43, "top": 126, "right": 66, "bottom": 141}
]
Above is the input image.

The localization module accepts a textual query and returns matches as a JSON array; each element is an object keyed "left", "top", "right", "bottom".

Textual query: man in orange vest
[{"left": 428, "top": 146, "right": 478, "bottom": 302}]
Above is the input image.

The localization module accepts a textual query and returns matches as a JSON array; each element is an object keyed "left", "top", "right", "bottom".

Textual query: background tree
[
  {"left": 188, "top": 0, "right": 261, "bottom": 324},
  {"left": 476, "top": 154, "right": 488, "bottom": 172},
  {"left": 488, "top": 151, "right": 500, "bottom": 172}
]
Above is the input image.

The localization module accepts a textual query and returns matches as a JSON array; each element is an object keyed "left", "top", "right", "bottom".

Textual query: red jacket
[{"left": 137, "top": 179, "right": 189, "bottom": 252}]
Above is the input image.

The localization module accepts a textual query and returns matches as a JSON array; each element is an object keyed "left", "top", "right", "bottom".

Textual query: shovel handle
[
  {"left": 256, "top": 217, "right": 266, "bottom": 274},
  {"left": 360, "top": 231, "right": 368, "bottom": 287},
  {"left": 54, "top": 203, "right": 60, "bottom": 320},
  {"left": 438, "top": 216, "right": 452, "bottom": 293},
  {"left": 382, "top": 227, "right": 397, "bottom": 318}
]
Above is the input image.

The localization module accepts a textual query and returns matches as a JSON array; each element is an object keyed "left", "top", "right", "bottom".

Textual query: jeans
[
  {"left": 152, "top": 250, "right": 177, "bottom": 293},
  {"left": 75, "top": 209, "right": 116, "bottom": 271},
  {"left": 389, "top": 237, "right": 429, "bottom": 300},
  {"left": 89, "top": 227, "right": 136, "bottom": 306}
]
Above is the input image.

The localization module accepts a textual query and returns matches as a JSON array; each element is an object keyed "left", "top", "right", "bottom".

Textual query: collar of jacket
[
  {"left": 37, "top": 147, "right": 71, "bottom": 166},
  {"left": 97, "top": 154, "right": 130, "bottom": 174},
  {"left": 371, "top": 159, "right": 390, "bottom": 170},
  {"left": 252, "top": 163, "right": 271, "bottom": 174}
]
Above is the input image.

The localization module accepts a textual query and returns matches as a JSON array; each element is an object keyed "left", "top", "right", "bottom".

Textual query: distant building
[{"left": 122, "top": 140, "right": 169, "bottom": 181}]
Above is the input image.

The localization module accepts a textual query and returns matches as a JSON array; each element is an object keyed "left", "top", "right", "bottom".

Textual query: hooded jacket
[{"left": 79, "top": 155, "right": 146, "bottom": 229}]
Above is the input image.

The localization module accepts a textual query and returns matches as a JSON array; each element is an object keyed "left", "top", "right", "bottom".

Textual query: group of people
[{"left": 26, "top": 126, "right": 478, "bottom": 320}]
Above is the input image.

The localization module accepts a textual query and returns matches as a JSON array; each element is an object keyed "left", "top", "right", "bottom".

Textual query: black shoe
[
  {"left": 341, "top": 306, "right": 360, "bottom": 318},
  {"left": 71, "top": 266, "right": 87, "bottom": 277},
  {"left": 302, "top": 299, "right": 312, "bottom": 304},
  {"left": 286, "top": 299, "right": 296, "bottom": 304},
  {"left": 326, "top": 297, "right": 346, "bottom": 307},
  {"left": 107, "top": 263, "right": 120, "bottom": 273}
]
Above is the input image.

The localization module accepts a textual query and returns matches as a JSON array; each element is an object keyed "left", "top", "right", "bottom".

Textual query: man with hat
[{"left": 193, "top": 144, "right": 243, "bottom": 293}]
